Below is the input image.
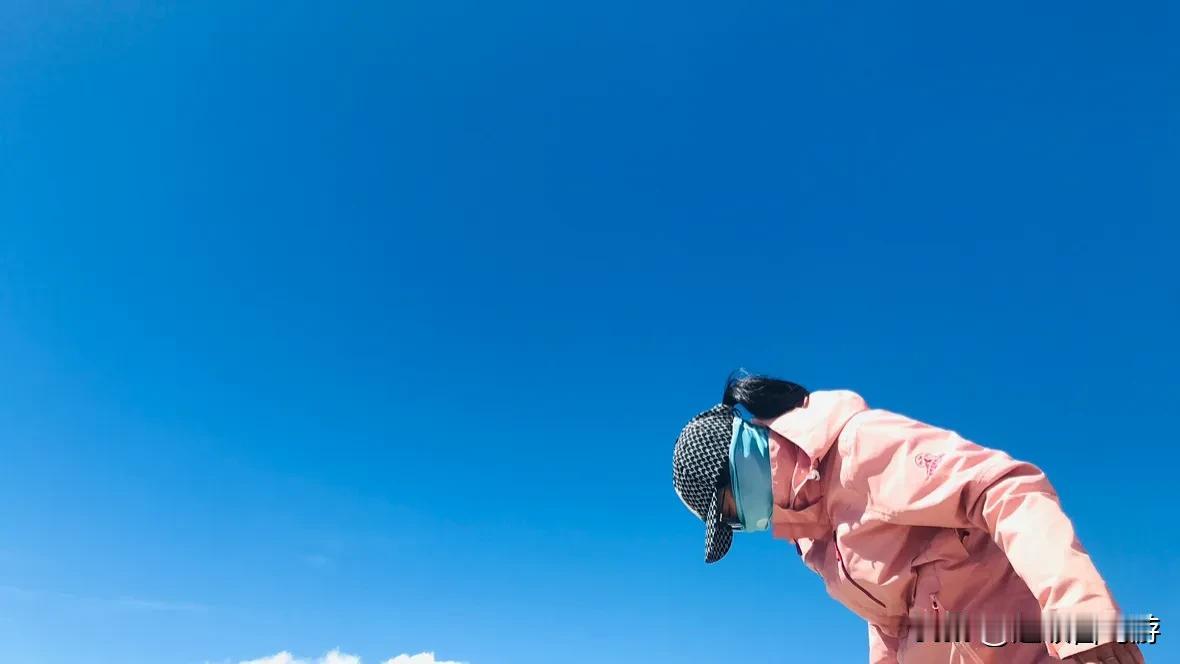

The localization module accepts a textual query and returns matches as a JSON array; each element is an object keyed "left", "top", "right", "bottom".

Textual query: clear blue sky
[{"left": 1, "top": 2, "right": 1177, "bottom": 663}]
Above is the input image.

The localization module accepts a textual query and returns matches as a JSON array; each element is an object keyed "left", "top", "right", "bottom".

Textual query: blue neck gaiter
[{"left": 728, "top": 417, "right": 774, "bottom": 532}]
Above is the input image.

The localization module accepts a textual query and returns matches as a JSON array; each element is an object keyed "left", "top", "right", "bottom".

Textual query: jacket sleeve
[
  {"left": 844, "top": 410, "right": 1121, "bottom": 661},
  {"left": 868, "top": 622, "right": 900, "bottom": 664}
]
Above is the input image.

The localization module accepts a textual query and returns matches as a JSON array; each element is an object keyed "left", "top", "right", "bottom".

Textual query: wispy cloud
[
  {"left": 112, "top": 596, "right": 209, "bottom": 612},
  {"left": 299, "top": 553, "right": 334, "bottom": 570},
  {"left": 0, "top": 584, "right": 208, "bottom": 613},
  {"left": 235, "top": 650, "right": 464, "bottom": 664}
]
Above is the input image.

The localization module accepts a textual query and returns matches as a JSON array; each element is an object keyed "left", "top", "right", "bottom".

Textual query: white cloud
[
  {"left": 240, "top": 653, "right": 299, "bottom": 664},
  {"left": 322, "top": 651, "right": 361, "bottom": 664},
  {"left": 383, "top": 655, "right": 463, "bottom": 664},
  {"left": 240, "top": 653, "right": 297, "bottom": 664},
  {"left": 237, "top": 650, "right": 463, "bottom": 664}
]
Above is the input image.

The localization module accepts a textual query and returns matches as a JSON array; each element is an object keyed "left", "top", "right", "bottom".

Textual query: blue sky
[{"left": 1, "top": 2, "right": 1177, "bottom": 663}]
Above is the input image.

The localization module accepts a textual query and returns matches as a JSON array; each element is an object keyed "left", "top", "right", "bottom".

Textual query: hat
[{"left": 672, "top": 403, "right": 737, "bottom": 563}]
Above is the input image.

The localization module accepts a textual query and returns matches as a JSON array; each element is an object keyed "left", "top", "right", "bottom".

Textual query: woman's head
[{"left": 672, "top": 372, "right": 808, "bottom": 562}]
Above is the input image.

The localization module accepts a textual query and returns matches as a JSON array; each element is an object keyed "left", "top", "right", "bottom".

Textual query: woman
[{"left": 672, "top": 373, "right": 1145, "bottom": 664}]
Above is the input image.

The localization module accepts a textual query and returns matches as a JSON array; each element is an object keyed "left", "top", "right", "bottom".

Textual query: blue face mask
[{"left": 728, "top": 417, "right": 774, "bottom": 532}]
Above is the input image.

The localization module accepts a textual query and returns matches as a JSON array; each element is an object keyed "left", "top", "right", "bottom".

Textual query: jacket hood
[
  {"left": 758, "top": 389, "right": 869, "bottom": 461},
  {"left": 755, "top": 389, "right": 868, "bottom": 541}
]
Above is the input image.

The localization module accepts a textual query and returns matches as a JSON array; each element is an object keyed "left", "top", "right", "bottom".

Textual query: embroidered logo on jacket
[{"left": 914, "top": 452, "right": 944, "bottom": 478}]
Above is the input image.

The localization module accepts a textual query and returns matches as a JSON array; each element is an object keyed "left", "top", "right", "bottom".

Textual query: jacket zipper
[{"left": 832, "top": 531, "right": 887, "bottom": 609}]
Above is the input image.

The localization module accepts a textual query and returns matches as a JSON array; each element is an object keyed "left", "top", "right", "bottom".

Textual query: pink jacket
[{"left": 758, "top": 390, "right": 1121, "bottom": 663}]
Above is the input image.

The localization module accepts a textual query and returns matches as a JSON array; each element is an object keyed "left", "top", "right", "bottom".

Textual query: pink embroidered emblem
[{"left": 914, "top": 452, "right": 944, "bottom": 478}]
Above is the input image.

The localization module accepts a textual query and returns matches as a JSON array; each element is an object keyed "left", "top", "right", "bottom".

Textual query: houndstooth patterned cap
[{"left": 673, "top": 403, "right": 737, "bottom": 563}]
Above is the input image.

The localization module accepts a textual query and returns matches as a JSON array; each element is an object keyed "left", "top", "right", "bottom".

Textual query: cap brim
[{"left": 703, "top": 487, "right": 734, "bottom": 563}]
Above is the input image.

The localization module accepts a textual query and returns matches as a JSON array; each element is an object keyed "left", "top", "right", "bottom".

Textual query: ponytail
[{"left": 721, "top": 371, "right": 809, "bottom": 420}]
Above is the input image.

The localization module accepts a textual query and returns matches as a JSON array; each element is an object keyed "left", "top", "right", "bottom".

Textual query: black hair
[{"left": 721, "top": 371, "right": 809, "bottom": 419}]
